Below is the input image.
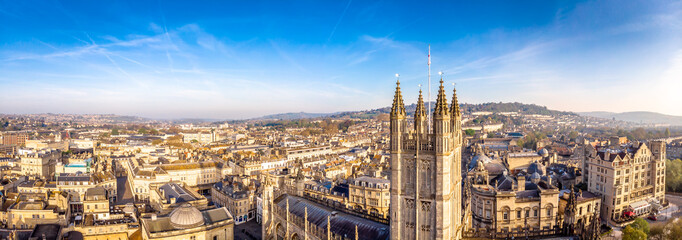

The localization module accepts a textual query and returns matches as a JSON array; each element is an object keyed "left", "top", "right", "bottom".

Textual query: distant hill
[
  {"left": 579, "top": 111, "right": 682, "bottom": 126},
  {"left": 461, "top": 102, "right": 575, "bottom": 116},
  {"left": 324, "top": 102, "right": 576, "bottom": 119},
  {"left": 257, "top": 112, "right": 335, "bottom": 120}
]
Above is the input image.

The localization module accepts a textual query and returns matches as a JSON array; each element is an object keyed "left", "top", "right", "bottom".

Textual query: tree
[
  {"left": 487, "top": 132, "right": 495, "bottom": 138},
  {"left": 150, "top": 129, "right": 159, "bottom": 135},
  {"left": 629, "top": 218, "right": 650, "bottom": 235},
  {"left": 376, "top": 114, "right": 390, "bottom": 122},
  {"left": 111, "top": 129, "right": 119, "bottom": 135},
  {"left": 138, "top": 128, "right": 148, "bottom": 134},
  {"left": 465, "top": 129, "right": 475, "bottom": 136},
  {"left": 665, "top": 128, "right": 671, "bottom": 138},
  {"left": 667, "top": 220, "right": 682, "bottom": 240},
  {"left": 622, "top": 225, "right": 647, "bottom": 240},
  {"left": 665, "top": 159, "right": 682, "bottom": 192},
  {"left": 151, "top": 139, "right": 163, "bottom": 145},
  {"left": 568, "top": 131, "right": 579, "bottom": 140},
  {"left": 649, "top": 225, "right": 664, "bottom": 240}
]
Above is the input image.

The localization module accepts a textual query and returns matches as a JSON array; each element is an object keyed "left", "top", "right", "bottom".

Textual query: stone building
[
  {"left": 558, "top": 189, "right": 601, "bottom": 237},
  {"left": 467, "top": 159, "right": 560, "bottom": 236},
  {"left": 348, "top": 176, "right": 390, "bottom": 218},
  {"left": 141, "top": 204, "right": 234, "bottom": 240},
  {"left": 584, "top": 140, "right": 666, "bottom": 225},
  {"left": 389, "top": 78, "right": 465, "bottom": 240},
  {"left": 211, "top": 175, "right": 259, "bottom": 225},
  {"left": 20, "top": 149, "right": 59, "bottom": 178}
]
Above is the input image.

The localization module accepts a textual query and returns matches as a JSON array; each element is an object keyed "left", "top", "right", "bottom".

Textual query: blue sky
[{"left": 1, "top": 0, "right": 681, "bottom": 119}]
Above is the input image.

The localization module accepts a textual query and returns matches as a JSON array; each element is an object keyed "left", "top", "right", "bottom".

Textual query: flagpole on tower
[{"left": 428, "top": 44, "right": 432, "bottom": 132}]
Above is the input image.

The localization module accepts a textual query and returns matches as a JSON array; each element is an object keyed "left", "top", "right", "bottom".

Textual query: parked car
[{"left": 647, "top": 215, "right": 657, "bottom": 221}]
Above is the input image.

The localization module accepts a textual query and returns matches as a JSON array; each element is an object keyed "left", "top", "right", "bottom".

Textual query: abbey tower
[{"left": 389, "top": 78, "right": 464, "bottom": 240}]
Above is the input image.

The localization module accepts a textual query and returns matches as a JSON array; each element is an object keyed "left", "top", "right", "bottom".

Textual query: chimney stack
[{"left": 518, "top": 175, "right": 526, "bottom": 191}]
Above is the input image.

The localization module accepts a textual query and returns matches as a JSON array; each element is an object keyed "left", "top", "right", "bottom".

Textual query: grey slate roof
[{"left": 275, "top": 194, "right": 389, "bottom": 240}]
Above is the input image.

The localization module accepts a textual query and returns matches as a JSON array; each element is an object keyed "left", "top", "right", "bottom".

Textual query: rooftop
[{"left": 275, "top": 194, "right": 389, "bottom": 240}]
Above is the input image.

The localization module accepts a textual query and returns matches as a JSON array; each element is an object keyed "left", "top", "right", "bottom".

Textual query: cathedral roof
[{"left": 275, "top": 194, "right": 390, "bottom": 240}]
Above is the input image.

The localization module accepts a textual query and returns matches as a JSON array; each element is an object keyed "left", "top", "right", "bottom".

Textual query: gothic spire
[
  {"left": 415, "top": 88, "right": 426, "bottom": 118},
  {"left": 451, "top": 84, "right": 461, "bottom": 117},
  {"left": 390, "top": 78, "right": 406, "bottom": 116},
  {"left": 433, "top": 77, "right": 449, "bottom": 116}
]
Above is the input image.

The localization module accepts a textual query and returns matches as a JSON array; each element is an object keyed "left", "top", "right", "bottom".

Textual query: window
[
  {"left": 503, "top": 212, "right": 508, "bottom": 220},
  {"left": 525, "top": 210, "right": 529, "bottom": 218},
  {"left": 533, "top": 209, "right": 538, "bottom": 217},
  {"left": 517, "top": 210, "right": 521, "bottom": 218}
]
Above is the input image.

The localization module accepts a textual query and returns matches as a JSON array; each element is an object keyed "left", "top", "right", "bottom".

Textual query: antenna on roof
[{"left": 427, "top": 45, "right": 432, "bottom": 132}]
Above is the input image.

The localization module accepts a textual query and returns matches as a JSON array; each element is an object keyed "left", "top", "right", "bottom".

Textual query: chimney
[{"left": 518, "top": 176, "right": 526, "bottom": 191}]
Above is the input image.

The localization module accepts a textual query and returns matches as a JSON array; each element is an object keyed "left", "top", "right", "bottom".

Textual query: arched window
[
  {"left": 501, "top": 207, "right": 510, "bottom": 220},
  {"left": 546, "top": 205, "right": 553, "bottom": 217}
]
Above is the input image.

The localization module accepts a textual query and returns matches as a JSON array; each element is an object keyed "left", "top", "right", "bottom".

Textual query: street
[
  {"left": 234, "top": 220, "right": 262, "bottom": 240},
  {"left": 647, "top": 194, "right": 682, "bottom": 227}
]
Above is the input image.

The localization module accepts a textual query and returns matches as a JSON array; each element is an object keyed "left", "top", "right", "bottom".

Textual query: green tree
[
  {"left": 138, "top": 128, "right": 148, "bottom": 134},
  {"left": 111, "top": 129, "right": 119, "bottom": 135},
  {"left": 665, "top": 128, "right": 671, "bottom": 138},
  {"left": 487, "top": 132, "right": 496, "bottom": 138},
  {"left": 668, "top": 220, "right": 682, "bottom": 240},
  {"left": 622, "top": 225, "right": 647, "bottom": 240},
  {"left": 568, "top": 131, "right": 579, "bottom": 140},
  {"left": 649, "top": 225, "right": 664, "bottom": 240},
  {"left": 665, "top": 159, "right": 682, "bottom": 192},
  {"left": 465, "top": 129, "right": 475, "bottom": 136},
  {"left": 629, "top": 218, "right": 650, "bottom": 235},
  {"left": 190, "top": 139, "right": 199, "bottom": 143},
  {"left": 150, "top": 129, "right": 159, "bottom": 135}
]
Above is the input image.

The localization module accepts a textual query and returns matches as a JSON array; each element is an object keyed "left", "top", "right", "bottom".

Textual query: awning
[{"left": 630, "top": 200, "right": 650, "bottom": 211}]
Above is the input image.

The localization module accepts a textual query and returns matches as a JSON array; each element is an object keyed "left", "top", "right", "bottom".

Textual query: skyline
[{"left": 1, "top": 0, "right": 682, "bottom": 119}]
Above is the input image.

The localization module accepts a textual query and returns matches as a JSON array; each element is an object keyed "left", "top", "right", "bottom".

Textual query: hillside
[
  {"left": 579, "top": 111, "right": 682, "bottom": 126},
  {"left": 324, "top": 102, "right": 576, "bottom": 119},
  {"left": 257, "top": 112, "right": 335, "bottom": 120}
]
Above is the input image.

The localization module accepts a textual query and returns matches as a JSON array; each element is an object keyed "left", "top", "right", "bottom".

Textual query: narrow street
[{"left": 115, "top": 175, "right": 134, "bottom": 206}]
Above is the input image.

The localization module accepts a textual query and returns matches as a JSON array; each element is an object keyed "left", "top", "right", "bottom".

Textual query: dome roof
[
  {"left": 539, "top": 148, "right": 549, "bottom": 157},
  {"left": 170, "top": 204, "right": 204, "bottom": 229},
  {"left": 527, "top": 161, "right": 545, "bottom": 176},
  {"left": 530, "top": 172, "right": 541, "bottom": 180},
  {"left": 468, "top": 154, "right": 492, "bottom": 171}
]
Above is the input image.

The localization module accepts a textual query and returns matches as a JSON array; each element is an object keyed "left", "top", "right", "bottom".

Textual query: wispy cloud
[
  {"left": 268, "top": 40, "right": 308, "bottom": 73},
  {"left": 327, "top": 0, "right": 352, "bottom": 44}
]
